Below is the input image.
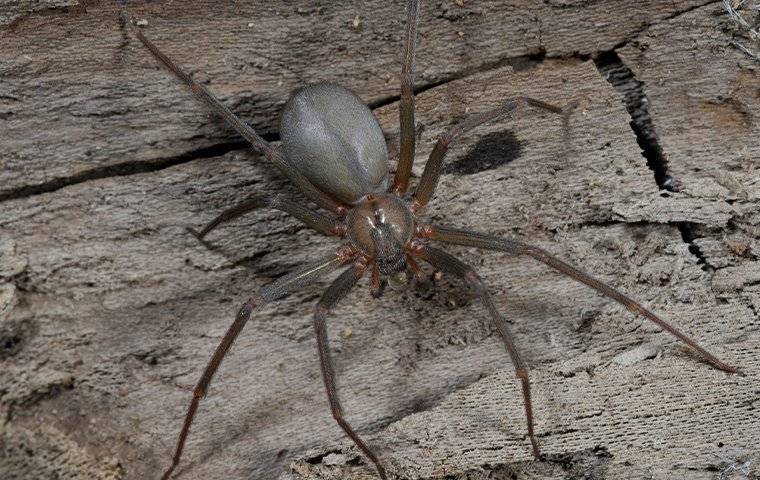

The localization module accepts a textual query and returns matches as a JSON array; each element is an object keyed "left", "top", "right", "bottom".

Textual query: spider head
[{"left": 345, "top": 194, "right": 415, "bottom": 275}]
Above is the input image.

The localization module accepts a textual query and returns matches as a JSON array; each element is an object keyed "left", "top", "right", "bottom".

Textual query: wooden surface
[{"left": 1, "top": 1, "right": 758, "bottom": 480}]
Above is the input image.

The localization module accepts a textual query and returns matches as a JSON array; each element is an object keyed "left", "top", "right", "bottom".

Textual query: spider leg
[
  {"left": 385, "top": 122, "right": 425, "bottom": 168},
  {"left": 419, "top": 224, "right": 741, "bottom": 374},
  {"left": 406, "top": 254, "right": 427, "bottom": 285},
  {"left": 161, "top": 249, "right": 356, "bottom": 480},
  {"left": 370, "top": 262, "right": 386, "bottom": 298},
  {"left": 411, "top": 244, "right": 541, "bottom": 457},
  {"left": 190, "top": 195, "right": 344, "bottom": 240},
  {"left": 118, "top": 5, "right": 345, "bottom": 215},
  {"left": 412, "top": 97, "right": 577, "bottom": 210},
  {"left": 314, "top": 261, "right": 390, "bottom": 479},
  {"left": 391, "top": 0, "right": 421, "bottom": 195}
]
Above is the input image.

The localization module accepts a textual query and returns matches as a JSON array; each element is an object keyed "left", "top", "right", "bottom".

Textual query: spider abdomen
[{"left": 280, "top": 83, "right": 389, "bottom": 205}]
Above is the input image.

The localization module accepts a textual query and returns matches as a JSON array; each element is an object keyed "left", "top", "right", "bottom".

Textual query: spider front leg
[
  {"left": 161, "top": 249, "right": 356, "bottom": 480},
  {"left": 119, "top": 6, "right": 345, "bottom": 215},
  {"left": 313, "top": 261, "right": 390, "bottom": 479},
  {"left": 189, "top": 195, "right": 344, "bottom": 240},
  {"left": 411, "top": 244, "right": 541, "bottom": 457},
  {"left": 391, "top": 0, "right": 421, "bottom": 195},
  {"left": 419, "top": 224, "right": 740, "bottom": 374},
  {"left": 412, "top": 97, "right": 577, "bottom": 210}
]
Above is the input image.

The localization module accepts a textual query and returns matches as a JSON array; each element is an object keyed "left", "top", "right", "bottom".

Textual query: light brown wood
[
  {"left": 1, "top": 2, "right": 757, "bottom": 480},
  {"left": 1, "top": 0, "right": 712, "bottom": 200}
]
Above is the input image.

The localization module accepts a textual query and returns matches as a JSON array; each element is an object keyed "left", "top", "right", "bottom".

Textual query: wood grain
[{"left": 1, "top": 2, "right": 757, "bottom": 480}]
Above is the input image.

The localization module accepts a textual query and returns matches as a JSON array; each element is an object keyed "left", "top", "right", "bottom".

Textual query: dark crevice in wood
[
  {"left": 747, "top": 300, "right": 760, "bottom": 325},
  {"left": 368, "top": 50, "right": 548, "bottom": 111},
  {"left": 593, "top": 50, "right": 712, "bottom": 272},
  {"left": 593, "top": 51, "right": 673, "bottom": 190},
  {"left": 658, "top": 0, "right": 721, "bottom": 24},
  {"left": 135, "top": 52, "right": 547, "bottom": 141},
  {"left": 541, "top": 446, "right": 612, "bottom": 475},
  {"left": 1, "top": 2, "right": 88, "bottom": 29},
  {"left": 678, "top": 222, "right": 713, "bottom": 272},
  {"left": 0, "top": 140, "right": 249, "bottom": 204},
  {"left": 1, "top": 51, "right": 549, "bottom": 204},
  {"left": 609, "top": 0, "right": 721, "bottom": 51},
  {"left": 304, "top": 448, "right": 344, "bottom": 465}
]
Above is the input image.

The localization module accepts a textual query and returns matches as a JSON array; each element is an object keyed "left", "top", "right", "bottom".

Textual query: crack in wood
[
  {"left": 0, "top": 51, "right": 548, "bottom": 204},
  {"left": 0, "top": 140, "right": 249, "bottom": 204},
  {"left": 369, "top": 50, "right": 547, "bottom": 111},
  {"left": 0, "top": 1, "right": 86, "bottom": 29},
  {"left": 9, "top": 2, "right": 717, "bottom": 206},
  {"left": 593, "top": 51, "right": 673, "bottom": 190},
  {"left": 608, "top": 0, "right": 721, "bottom": 51},
  {"left": 594, "top": 50, "right": 714, "bottom": 272}
]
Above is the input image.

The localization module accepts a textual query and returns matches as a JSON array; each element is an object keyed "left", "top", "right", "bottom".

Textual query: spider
[{"left": 119, "top": 1, "right": 739, "bottom": 479}]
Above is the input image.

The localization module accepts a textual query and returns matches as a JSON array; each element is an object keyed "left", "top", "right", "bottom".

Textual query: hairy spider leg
[
  {"left": 118, "top": 6, "right": 345, "bottom": 215},
  {"left": 160, "top": 251, "right": 355, "bottom": 480},
  {"left": 392, "top": 0, "right": 421, "bottom": 195},
  {"left": 411, "top": 244, "right": 541, "bottom": 456},
  {"left": 412, "top": 98, "right": 576, "bottom": 210},
  {"left": 420, "top": 224, "right": 740, "bottom": 374},
  {"left": 314, "top": 261, "right": 391, "bottom": 479},
  {"left": 189, "top": 195, "right": 343, "bottom": 240}
]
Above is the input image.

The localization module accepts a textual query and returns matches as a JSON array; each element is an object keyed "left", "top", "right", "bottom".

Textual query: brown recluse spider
[{"left": 118, "top": 1, "right": 740, "bottom": 479}]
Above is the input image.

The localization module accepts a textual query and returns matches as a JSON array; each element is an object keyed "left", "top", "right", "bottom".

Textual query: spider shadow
[
  {"left": 443, "top": 129, "right": 523, "bottom": 176},
  {"left": 355, "top": 266, "right": 579, "bottom": 430}
]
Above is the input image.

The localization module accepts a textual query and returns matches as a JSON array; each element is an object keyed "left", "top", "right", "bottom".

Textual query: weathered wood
[
  {"left": 1, "top": 0, "right": 711, "bottom": 200},
  {"left": 619, "top": 4, "right": 760, "bottom": 267},
  {"left": 1, "top": 2, "right": 757, "bottom": 480}
]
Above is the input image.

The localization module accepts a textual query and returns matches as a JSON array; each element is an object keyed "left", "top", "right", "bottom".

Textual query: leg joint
[
  {"left": 238, "top": 298, "right": 257, "bottom": 319},
  {"left": 464, "top": 269, "right": 486, "bottom": 292},
  {"left": 192, "top": 386, "right": 206, "bottom": 399},
  {"left": 332, "top": 407, "right": 347, "bottom": 424},
  {"left": 315, "top": 303, "right": 330, "bottom": 318}
]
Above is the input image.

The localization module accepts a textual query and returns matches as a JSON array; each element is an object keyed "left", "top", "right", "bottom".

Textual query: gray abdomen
[{"left": 280, "top": 84, "right": 389, "bottom": 205}]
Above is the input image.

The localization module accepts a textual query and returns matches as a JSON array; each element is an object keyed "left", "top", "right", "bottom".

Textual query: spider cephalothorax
[
  {"left": 346, "top": 194, "right": 415, "bottom": 276},
  {"left": 119, "top": 2, "right": 739, "bottom": 479}
]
